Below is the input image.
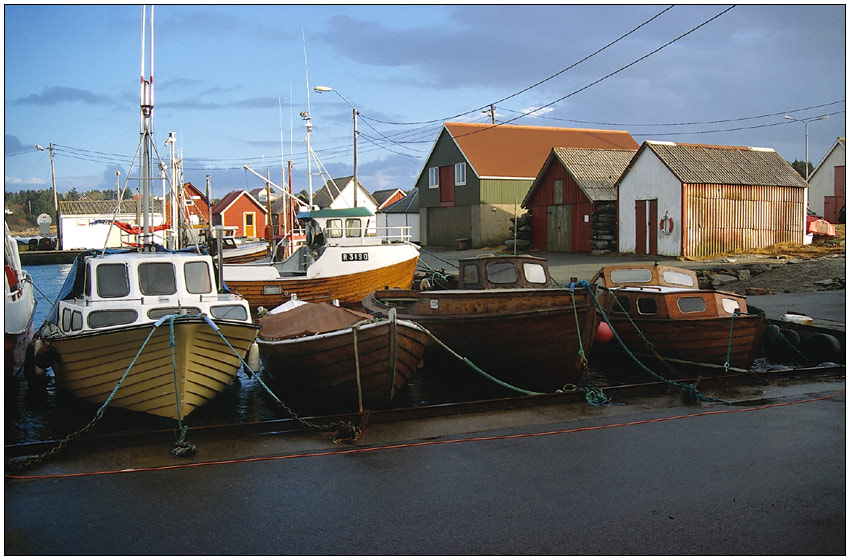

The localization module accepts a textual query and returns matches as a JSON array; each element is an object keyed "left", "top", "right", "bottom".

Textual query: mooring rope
[
  {"left": 167, "top": 315, "right": 195, "bottom": 457},
  {"left": 576, "top": 280, "right": 731, "bottom": 405},
  {"left": 206, "top": 316, "right": 370, "bottom": 443},
  {"left": 6, "top": 320, "right": 163, "bottom": 472}
]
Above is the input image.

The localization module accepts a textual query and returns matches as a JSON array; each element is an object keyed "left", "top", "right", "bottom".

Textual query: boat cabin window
[
  {"left": 677, "top": 296, "right": 707, "bottom": 314},
  {"left": 610, "top": 268, "right": 652, "bottom": 284},
  {"left": 62, "top": 308, "right": 83, "bottom": 332},
  {"left": 462, "top": 264, "right": 480, "bottom": 286},
  {"left": 148, "top": 307, "right": 201, "bottom": 320},
  {"left": 326, "top": 219, "right": 344, "bottom": 238},
  {"left": 612, "top": 295, "right": 631, "bottom": 313},
  {"left": 139, "top": 262, "right": 176, "bottom": 296},
  {"left": 95, "top": 263, "right": 131, "bottom": 299},
  {"left": 721, "top": 298, "right": 741, "bottom": 315},
  {"left": 661, "top": 269, "right": 697, "bottom": 287},
  {"left": 636, "top": 297, "right": 658, "bottom": 315},
  {"left": 211, "top": 304, "right": 249, "bottom": 321},
  {"left": 88, "top": 309, "right": 138, "bottom": 328},
  {"left": 522, "top": 263, "right": 548, "bottom": 284},
  {"left": 486, "top": 262, "right": 518, "bottom": 284},
  {"left": 345, "top": 218, "right": 362, "bottom": 238},
  {"left": 184, "top": 261, "right": 212, "bottom": 294}
]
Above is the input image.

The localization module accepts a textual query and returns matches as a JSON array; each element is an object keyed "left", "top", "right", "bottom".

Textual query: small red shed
[
  {"left": 522, "top": 147, "right": 636, "bottom": 252},
  {"left": 211, "top": 190, "right": 268, "bottom": 238}
]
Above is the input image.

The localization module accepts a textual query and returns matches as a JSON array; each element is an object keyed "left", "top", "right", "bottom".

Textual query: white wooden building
[{"left": 58, "top": 199, "right": 165, "bottom": 250}]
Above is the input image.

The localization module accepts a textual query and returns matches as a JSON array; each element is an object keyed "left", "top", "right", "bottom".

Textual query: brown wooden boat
[
  {"left": 362, "top": 255, "right": 599, "bottom": 393},
  {"left": 256, "top": 301, "right": 430, "bottom": 408},
  {"left": 591, "top": 264, "right": 764, "bottom": 370}
]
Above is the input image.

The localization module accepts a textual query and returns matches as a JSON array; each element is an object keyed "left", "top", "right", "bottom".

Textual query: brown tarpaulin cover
[{"left": 258, "top": 302, "right": 374, "bottom": 341}]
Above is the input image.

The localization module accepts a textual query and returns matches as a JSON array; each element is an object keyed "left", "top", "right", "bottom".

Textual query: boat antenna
[{"left": 302, "top": 28, "right": 314, "bottom": 208}]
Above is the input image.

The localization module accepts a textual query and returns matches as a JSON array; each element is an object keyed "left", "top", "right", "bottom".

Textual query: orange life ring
[{"left": 660, "top": 216, "right": 674, "bottom": 235}]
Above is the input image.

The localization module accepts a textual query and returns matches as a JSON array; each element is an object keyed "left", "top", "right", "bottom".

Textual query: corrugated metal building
[
  {"left": 617, "top": 141, "right": 808, "bottom": 257},
  {"left": 522, "top": 147, "right": 636, "bottom": 252},
  {"left": 414, "top": 122, "right": 638, "bottom": 247}
]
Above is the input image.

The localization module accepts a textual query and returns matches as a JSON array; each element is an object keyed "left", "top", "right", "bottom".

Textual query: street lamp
[
  {"left": 314, "top": 85, "right": 359, "bottom": 208},
  {"left": 784, "top": 115, "right": 829, "bottom": 181},
  {"left": 35, "top": 143, "right": 59, "bottom": 250}
]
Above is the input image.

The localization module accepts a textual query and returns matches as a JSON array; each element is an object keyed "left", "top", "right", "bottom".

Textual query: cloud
[
  {"left": 14, "top": 86, "right": 114, "bottom": 106},
  {"left": 4, "top": 176, "right": 46, "bottom": 186}
]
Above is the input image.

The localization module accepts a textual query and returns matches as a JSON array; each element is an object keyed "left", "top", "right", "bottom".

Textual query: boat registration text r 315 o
[{"left": 342, "top": 252, "right": 369, "bottom": 262}]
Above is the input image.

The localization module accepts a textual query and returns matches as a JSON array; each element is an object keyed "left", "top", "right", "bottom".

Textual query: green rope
[
  {"left": 7, "top": 321, "right": 162, "bottom": 472},
  {"left": 569, "top": 281, "right": 588, "bottom": 369},
  {"left": 167, "top": 315, "right": 195, "bottom": 457},
  {"left": 203, "top": 316, "right": 368, "bottom": 442},
  {"left": 724, "top": 310, "right": 739, "bottom": 373},
  {"left": 576, "top": 280, "right": 731, "bottom": 405}
]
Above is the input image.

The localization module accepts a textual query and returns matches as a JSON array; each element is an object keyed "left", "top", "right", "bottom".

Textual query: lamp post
[
  {"left": 784, "top": 115, "right": 829, "bottom": 181},
  {"left": 35, "top": 143, "right": 59, "bottom": 250},
  {"left": 314, "top": 85, "right": 359, "bottom": 208}
]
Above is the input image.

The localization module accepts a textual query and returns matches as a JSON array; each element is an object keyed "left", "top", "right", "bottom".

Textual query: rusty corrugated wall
[{"left": 682, "top": 184, "right": 805, "bottom": 257}]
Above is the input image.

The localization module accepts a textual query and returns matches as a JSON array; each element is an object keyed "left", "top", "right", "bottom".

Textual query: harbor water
[{"left": 5, "top": 263, "right": 516, "bottom": 445}]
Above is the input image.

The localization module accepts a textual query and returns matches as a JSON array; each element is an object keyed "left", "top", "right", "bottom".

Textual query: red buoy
[{"left": 597, "top": 321, "right": 614, "bottom": 343}]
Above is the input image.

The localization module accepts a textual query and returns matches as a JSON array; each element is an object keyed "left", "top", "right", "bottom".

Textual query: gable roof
[
  {"left": 809, "top": 136, "right": 845, "bottom": 179},
  {"left": 312, "top": 176, "right": 378, "bottom": 208},
  {"left": 380, "top": 188, "right": 419, "bottom": 213},
  {"left": 211, "top": 190, "right": 266, "bottom": 215},
  {"left": 523, "top": 147, "right": 637, "bottom": 207},
  {"left": 58, "top": 199, "right": 163, "bottom": 216},
  {"left": 437, "top": 122, "right": 638, "bottom": 180},
  {"left": 372, "top": 188, "right": 405, "bottom": 208},
  {"left": 626, "top": 141, "right": 809, "bottom": 188}
]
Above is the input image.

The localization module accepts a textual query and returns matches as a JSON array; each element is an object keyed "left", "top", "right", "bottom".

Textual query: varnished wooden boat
[
  {"left": 223, "top": 209, "right": 419, "bottom": 310},
  {"left": 34, "top": 250, "right": 260, "bottom": 419},
  {"left": 257, "top": 302, "right": 430, "bottom": 408},
  {"left": 591, "top": 264, "right": 764, "bottom": 370},
  {"left": 362, "top": 286, "right": 599, "bottom": 393}
]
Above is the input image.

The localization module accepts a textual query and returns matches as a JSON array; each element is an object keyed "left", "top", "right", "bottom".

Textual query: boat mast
[{"left": 139, "top": 5, "right": 155, "bottom": 247}]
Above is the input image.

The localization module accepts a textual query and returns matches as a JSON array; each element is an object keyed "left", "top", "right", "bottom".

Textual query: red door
[
  {"left": 439, "top": 165, "right": 455, "bottom": 207},
  {"left": 635, "top": 199, "right": 658, "bottom": 255}
]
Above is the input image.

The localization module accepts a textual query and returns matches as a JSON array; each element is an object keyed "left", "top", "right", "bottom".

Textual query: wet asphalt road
[{"left": 5, "top": 379, "right": 845, "bottom": 556}]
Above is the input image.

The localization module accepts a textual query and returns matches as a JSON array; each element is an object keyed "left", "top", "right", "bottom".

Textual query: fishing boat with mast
[
  {"left": 5, "top": 221, "right": 37, "bottom": 380},
  {"left": 32, "top": 7, "right": 259, "bottom": 420},
  {"left": 222, "top": 106, "right": 419, "bottom": 311}
]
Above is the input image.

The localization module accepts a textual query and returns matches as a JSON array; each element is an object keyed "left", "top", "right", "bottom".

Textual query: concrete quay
[{"left": 5, "top": 376, "right": 845, "bottom": 555}]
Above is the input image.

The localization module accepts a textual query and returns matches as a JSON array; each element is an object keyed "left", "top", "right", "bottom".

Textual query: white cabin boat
[{"left": 34, "top": 249, "right": 259, "bottom": 419}]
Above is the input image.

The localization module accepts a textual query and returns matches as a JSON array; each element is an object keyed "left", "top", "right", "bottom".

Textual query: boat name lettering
[{"left": 342, "top": 252, "right": 369, "bottom": 262}]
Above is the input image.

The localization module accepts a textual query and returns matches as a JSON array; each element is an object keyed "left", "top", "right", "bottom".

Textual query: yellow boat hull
[{"left": 42, "top": 318, "right": 259, "bottom": 419}]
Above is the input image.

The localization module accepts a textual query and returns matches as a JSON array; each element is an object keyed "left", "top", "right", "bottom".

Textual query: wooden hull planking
[
  {"left": 604, "top": 311, "right": 765, "bottom": 369},
  {"left": 228, "top": 256, "right": 418, "bottom": 308},
  {"left": 258, "top": 318, "right": 430, "bottom": 408},
  {"left": 45, "top": 318, "right": 259, "bottom": 419},
  {"left": 364, "top": 289, "right": 599, "bottom": 392}
]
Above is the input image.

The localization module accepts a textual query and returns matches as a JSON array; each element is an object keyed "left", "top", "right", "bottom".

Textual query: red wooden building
[
  {"left": 522, "top": 147, "right": 636, "bottom": 252},
  {"left": 211, "top": 190, "right": 268, "bottom": 238}
]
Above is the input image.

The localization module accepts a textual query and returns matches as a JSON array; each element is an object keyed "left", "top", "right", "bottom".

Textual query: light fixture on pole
[
  {"left": 314, "top": 85, "right": 359, "bottom": 208},
  {"left": 784, "top": 115, "right": 829, "bottom": 181},
  {"left": 36, "top": 143, "right": 59, "bottom": 250}
]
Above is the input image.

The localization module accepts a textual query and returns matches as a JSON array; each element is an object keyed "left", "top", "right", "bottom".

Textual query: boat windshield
[
  {"left": 185, "top": 261, "right": 212, "bottom": 294},
  {"left": 139, "top": 262, "right": 176, "bottom": 295},
  {"left": 486, "top": 262, "right": 518, "bottom": 284},
  {"left": 95, "top": 263, "right": 131, "bottom": 298},
  {"left": 661, "top": 269, "right": 697, "bottom": 287},
  {"left": 611, "top": 268, "right": 653, "bottom": 284},
  {"left": 522, "top": 262, "right": 548, "bottom": 284}
]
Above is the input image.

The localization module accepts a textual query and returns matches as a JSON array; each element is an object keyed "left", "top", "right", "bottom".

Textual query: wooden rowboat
[
  {"left": 257, "top": 301, "right": 430, "bottom": 408},
  {"left": 591, "top": 264, "right": 764, "bottom": 370}
]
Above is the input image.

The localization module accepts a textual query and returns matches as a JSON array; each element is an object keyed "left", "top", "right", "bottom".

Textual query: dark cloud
[
  {"left": 4, "top": 134, "right": 26, "bottom": 155},
  {"left": 14, "top": 86, "right": 114, "bottom": 106}
]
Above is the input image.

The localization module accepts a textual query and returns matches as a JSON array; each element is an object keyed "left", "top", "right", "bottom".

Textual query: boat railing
[{"left": 324, "top": 225, "right": 413, "bottom": 246}]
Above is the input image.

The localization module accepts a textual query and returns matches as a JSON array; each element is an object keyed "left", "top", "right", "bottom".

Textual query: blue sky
[{"left": 4, "top": 4, "right": 846, "bottom": 201}]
